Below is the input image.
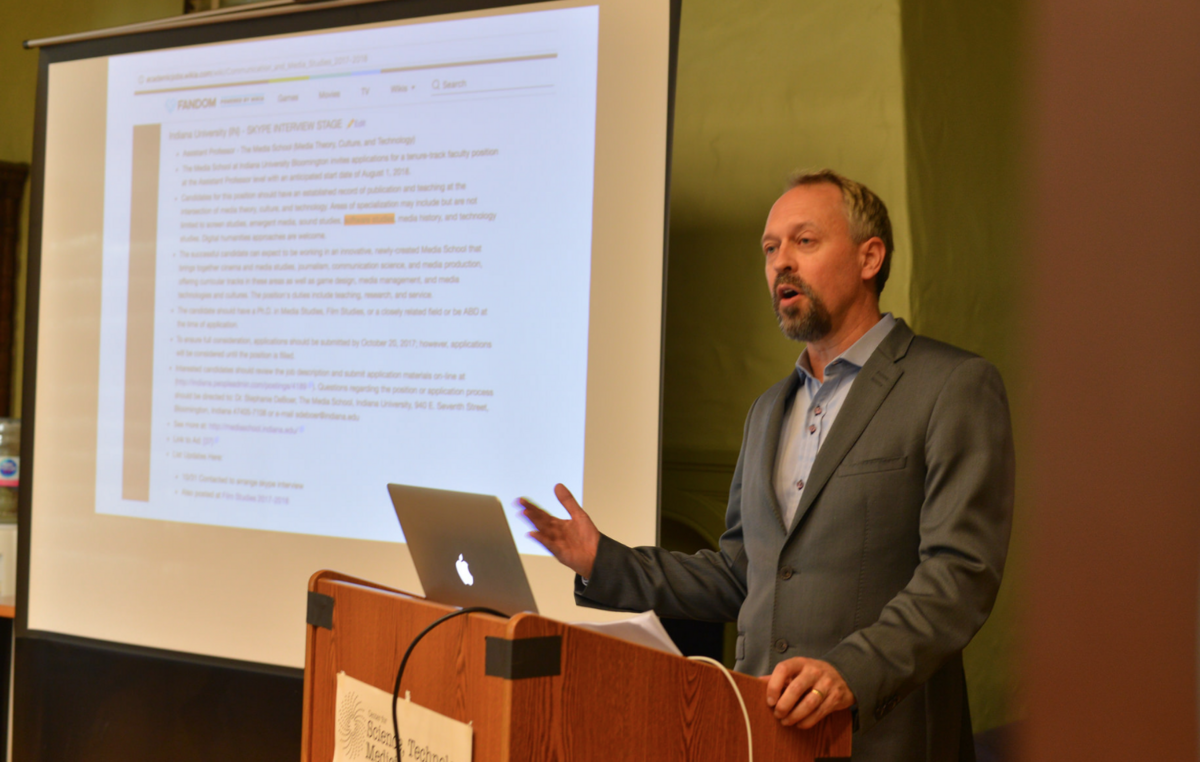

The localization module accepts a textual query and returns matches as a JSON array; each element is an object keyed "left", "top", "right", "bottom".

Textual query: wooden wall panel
[{"left": 1026, "top": 0, "right": 1200, "bottom": 758}]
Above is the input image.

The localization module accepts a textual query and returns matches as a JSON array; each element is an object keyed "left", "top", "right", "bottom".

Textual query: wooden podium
[{"left": 301, "top": 571, "right": 852, "bottom": 761}]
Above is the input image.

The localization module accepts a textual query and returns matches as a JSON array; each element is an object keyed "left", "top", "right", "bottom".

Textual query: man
[{"left": 522, "top": 170, "right": 1013, "bottom": 761}]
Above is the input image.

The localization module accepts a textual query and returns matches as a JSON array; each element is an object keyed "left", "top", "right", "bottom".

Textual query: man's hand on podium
[
  {"left": 761, "top": 657, "right": 856, "bottom": 729},
  {"left": 519, "top": 484, "right": 601, "bottom": 580}
]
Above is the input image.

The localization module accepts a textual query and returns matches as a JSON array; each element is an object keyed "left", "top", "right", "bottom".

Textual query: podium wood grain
[{"left": 302, "top": 570, "right": 851, "bottom": 762}]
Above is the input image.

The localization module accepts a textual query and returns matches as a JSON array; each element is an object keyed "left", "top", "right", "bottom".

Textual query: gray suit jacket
[{"left": 576, "top": 319, "right": 1014, "bottom": 762}]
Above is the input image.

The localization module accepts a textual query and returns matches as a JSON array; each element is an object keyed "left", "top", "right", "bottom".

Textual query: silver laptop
[{"left": 387, "top": 483, "right": 539, "bottom": 616}]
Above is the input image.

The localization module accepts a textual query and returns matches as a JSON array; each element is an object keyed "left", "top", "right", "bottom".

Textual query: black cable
[{"left": 392, "top": 606, "right": 508, "bottom": 762}]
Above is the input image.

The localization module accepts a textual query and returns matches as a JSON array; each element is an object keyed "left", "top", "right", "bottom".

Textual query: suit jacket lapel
[
  {"left": 760, "top": 370, "right": 800, "bottom": 533},
  {"left": 785, "top": 320, "right": 915, "bottom": 537}
]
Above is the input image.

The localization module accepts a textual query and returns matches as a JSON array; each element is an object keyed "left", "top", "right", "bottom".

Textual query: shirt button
[
  {"left": 779, "top": 566, "right": 793, "bottom": 580},
  {"left": 795, "top": 479, "right": 804, "bottom": 490},
  {"left": 808, "top": 424, "right": 817, "bottom": 434},
  {"left": 814, "top": 406, "right": 823, "bottom": 416},
  {"left": 774, "top": 639, "right": 789, "bottom": 653}
]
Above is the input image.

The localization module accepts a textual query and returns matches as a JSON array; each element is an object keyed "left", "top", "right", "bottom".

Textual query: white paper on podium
[
  {"left": 571, "top": 610, "right": 683, "bottom": 656},
  {"left": 332, "top": 671, "right": 473, "bottom": 762}
]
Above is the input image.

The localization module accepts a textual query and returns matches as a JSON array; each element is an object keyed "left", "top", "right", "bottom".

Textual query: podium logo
[
  {"left": 455, "top": 554, "right": 474, "bottom": 586},
  {"left": 337, "top": 691, "right": 366, "bottom": 759}
]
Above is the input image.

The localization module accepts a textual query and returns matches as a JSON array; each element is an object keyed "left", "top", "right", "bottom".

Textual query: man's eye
[{"left": 764, "top": 245, "right": 777, "bottom": 256}]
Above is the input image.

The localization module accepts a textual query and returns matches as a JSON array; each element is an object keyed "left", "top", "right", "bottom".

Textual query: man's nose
[{"left": 772, "top": 243, "right": 798, "bottom": 274}]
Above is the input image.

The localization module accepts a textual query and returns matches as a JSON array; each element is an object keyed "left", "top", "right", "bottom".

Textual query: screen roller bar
[{"left": 24, "top": 0, "right": 389, "bottom": 50}]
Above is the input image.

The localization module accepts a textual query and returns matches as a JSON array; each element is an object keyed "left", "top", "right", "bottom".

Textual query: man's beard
[{"left": 773, "top": 274, "right": 833, "bottom": 342}]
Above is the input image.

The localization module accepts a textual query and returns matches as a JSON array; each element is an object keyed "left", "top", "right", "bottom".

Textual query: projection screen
[{"left": 24, "top": 0, "right": 674, "bottom": 668}]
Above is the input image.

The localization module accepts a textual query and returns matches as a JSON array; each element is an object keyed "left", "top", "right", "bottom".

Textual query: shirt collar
[{"left": 796, "top": 313, "right": 897, "bottom": 382}]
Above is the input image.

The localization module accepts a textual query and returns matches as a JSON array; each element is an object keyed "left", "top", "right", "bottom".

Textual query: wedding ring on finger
[{"left": 810, "top": 688, "right": 826, "bottom": 701}]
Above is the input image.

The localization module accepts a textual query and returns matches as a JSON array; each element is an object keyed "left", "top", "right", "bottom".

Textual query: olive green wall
[
  {"left": 0, "top": 0, "right": 181, "bottom": 412},
  {"left": 0, "top": 0, "right": 180, "bottom": 162},
  {"left": 664, "top": 0, "right": 913, "bottom": 458},
  {"left": 901, "top": 0, "right": 1026, "bottom": 732}
]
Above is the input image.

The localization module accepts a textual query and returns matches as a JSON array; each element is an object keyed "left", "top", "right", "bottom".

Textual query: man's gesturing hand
[
  {"left": 519, "top": 484, "right": 600, "bottom": 580},
  {"left": 760, "top": 657, "right": 855, "bottom": 729}
]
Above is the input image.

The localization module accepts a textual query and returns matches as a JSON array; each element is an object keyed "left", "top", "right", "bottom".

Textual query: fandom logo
[{"left": 166, "top": 96, "right": 217, "bottom": 112}]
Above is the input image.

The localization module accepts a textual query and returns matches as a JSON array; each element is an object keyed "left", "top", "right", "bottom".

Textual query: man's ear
[{"left": 859, "top": 237, "right": 886, "bottom": 285}]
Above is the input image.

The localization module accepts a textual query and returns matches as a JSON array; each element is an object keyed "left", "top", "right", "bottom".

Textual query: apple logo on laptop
[{"left": 455, "top": 554, "right": 474, "bottom": 586}]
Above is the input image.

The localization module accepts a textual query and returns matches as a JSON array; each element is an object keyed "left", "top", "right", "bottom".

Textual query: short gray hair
[{"left": 787, "top": 169, "right": 894, "bottom": 296}]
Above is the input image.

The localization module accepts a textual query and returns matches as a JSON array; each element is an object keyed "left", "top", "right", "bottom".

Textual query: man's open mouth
[{"left": 776, "top": 282, "right": 804, "bottom": 307}]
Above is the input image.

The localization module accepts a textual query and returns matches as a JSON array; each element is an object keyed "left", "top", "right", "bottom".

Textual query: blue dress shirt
[{"left": 774, "top": 313, "right": 897, "bottom": 529}]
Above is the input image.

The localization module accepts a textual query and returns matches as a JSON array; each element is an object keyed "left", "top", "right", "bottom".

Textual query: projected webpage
[{"left": 95, "top": 7, "right": 598, "bottom": 552}]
